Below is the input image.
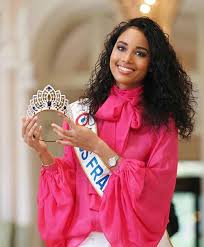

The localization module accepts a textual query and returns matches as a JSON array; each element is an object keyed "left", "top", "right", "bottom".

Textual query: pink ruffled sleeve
[
  {"left": 37, "top": 121, "right": 76, "bottom": 241},
  {"left": 99, "top": 121, "right": 178, "bottom": 246}
]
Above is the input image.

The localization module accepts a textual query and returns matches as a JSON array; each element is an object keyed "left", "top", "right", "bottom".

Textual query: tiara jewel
[{"left": 27, "top": 84, "right": 72, "bottom": 118}]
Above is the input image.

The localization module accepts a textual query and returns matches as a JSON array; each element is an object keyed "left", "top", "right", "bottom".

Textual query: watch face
[
  {"left": 109, "top": 156, "right": 119, "bottom": 167},
  {"left": 109, "top": 158, "right": 115, "bottom": 167}
]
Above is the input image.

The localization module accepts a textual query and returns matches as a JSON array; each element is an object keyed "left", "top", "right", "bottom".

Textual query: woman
[{"left": 22, "top": 17, "right": 195, "bottom": 246}]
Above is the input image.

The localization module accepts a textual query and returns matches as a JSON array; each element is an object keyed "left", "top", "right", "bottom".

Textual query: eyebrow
[{"left": 117, "top": 41, "right": 149, "bottom": 53}]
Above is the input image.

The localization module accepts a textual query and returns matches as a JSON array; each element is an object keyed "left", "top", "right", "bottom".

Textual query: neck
[{"left": 115, "top": 82, "right": 143, "bottom": 90}]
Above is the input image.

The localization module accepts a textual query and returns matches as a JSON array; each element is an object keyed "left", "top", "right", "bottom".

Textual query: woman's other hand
[
  {"left": 51, "top": 117, "right": 99, "bottom": 152},
  {"left": 52, "top": 117, "right": 118, "bottom": 168}
]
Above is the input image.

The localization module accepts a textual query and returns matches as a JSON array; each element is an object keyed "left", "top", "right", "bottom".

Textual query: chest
[{"left": 97, "top": 119, "right": 156, "bottom": 163}]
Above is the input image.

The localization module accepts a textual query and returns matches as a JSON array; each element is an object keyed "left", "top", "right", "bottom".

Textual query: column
[
  {"left": 14, "top": 5, "right": 38, "bottom": 247},
  {"left": 0, "top": 1, "right": 17, "bottom": 246}
]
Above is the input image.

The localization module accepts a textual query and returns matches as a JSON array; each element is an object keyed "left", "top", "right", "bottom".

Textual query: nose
[{"left": 122, "top": 51, "right": 133, "bottom": 63}]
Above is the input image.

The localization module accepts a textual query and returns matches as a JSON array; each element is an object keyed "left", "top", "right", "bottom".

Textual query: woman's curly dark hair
[{"left": 82, "top": 17, "right": 196, "bottom": 139}]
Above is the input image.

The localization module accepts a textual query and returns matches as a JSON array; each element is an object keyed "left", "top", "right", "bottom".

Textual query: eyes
[{"left": 116, "top": 45, "right": 148, "bottom": 58}]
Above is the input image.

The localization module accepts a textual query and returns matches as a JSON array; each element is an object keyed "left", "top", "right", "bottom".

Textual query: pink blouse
[{"left": 37, "top": 85, "right": 178, "bottom": 247}]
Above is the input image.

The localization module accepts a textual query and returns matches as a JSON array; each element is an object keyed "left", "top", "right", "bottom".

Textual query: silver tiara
[{"left": 27, "top": 84, "right": 72, "bottom": 118}]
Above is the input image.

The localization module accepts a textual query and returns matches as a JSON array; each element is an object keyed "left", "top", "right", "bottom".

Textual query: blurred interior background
[{"left": 0, "top": 0, "right": 204, "bottom": 246}]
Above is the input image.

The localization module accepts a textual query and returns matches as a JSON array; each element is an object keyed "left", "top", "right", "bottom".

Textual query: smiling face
[{"left": 110, "top": 27, "right": 150, "bottom": 89}]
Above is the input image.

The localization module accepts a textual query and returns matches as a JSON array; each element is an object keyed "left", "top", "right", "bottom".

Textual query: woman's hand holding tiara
[
  {"left": 22, "top": 116, "right": 47, "bottom": 153},
  {"left": 22, "top": 116, "right": 54, "bottom": 166},
  {"left": 22, "top": 115, "right": 117, "bottom": 167}
]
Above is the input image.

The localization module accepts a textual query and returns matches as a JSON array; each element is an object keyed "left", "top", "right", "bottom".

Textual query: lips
[{"left": 117, "top": 64, "right": 135, "bottom": 75}]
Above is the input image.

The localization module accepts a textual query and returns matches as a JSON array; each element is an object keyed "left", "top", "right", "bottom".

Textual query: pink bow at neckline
[{"left": 95, "top": 85, "right": 143, "bottom": 130}]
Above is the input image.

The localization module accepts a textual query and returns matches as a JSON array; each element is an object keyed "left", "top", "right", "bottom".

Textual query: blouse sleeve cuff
[
  {"left": 40, "top": 157, "right": 62, "bottom": 173},
  {"left": 110, "top": 157, "right": 125, "bottom": 175},
  {"left": 110, "top": 157, "right": 145, "bottom": 175}
]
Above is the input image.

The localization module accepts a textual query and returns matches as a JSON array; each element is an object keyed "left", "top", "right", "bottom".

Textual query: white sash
[{"left": 70, "top": 101, "right": 111, "bottom": 197}]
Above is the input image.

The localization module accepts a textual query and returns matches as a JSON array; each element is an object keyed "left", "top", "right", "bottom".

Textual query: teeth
[{"left": 118, "top": 65, "right": 134, "bottom": 73}]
